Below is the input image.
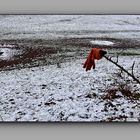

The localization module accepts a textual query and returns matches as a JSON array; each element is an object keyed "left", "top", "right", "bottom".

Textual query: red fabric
[{"left": 83, "top": 48, "right": 102, "bottom": 71}]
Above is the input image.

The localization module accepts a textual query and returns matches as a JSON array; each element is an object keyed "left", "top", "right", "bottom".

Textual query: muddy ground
[{"left": 0, "top": 37, "right": 140, "bottom": 71}]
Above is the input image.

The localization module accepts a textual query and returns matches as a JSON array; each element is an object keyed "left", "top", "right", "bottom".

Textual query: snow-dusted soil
[
  {"left": 0, "top": 15, "right": 140, "bottom": 122},
  {"left": 1, "top": 15, "right": 140, "bottom": 40},
  {"left": 0, "top": 56, "right": 139, "bottom": 122}
]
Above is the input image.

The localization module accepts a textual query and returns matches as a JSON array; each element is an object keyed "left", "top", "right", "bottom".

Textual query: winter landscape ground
[{"left": 0, "top": 15, "right": 140, "bottom": 122}]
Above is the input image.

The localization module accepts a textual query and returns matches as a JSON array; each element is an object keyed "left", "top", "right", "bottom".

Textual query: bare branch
[
  {"left": 109, "top": 56, "right": 114, "bottom": 60},
  {"left": 104, "top": 56, "right": 140, "bottom": 85},
  {"left": 131, "top": 61, "right": 135, "bottom": 76}
]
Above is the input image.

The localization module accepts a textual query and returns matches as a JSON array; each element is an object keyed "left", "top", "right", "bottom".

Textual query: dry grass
[{"left": 103, "top": 70, "right": 140, "bottom": 101}]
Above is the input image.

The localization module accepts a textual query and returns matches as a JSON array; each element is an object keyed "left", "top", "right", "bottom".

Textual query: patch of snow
[
  {"left": 0, "top": 44, "right": 22, "bottom": 60},
  {"left": 0, "top": 47, "right": 21, "bottom": 60},
  {"left": 116, "top": 91, "right": 123, "bottom": 97},
  {"left": 0, "top": 48, "right": 14, "bottom": 60},
  {"left": 0, "top": 44, "right": 15, "bottom": 48},
  {"left": 90, "top": 40, "right": 115, "bottom": 46}
]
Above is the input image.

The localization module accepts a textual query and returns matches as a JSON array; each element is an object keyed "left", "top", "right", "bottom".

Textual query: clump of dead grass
[{"left": 103, "top": 70, "right": 140, "bottom": 101}]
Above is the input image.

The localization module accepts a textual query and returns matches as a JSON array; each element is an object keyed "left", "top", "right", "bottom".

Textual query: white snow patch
[
  {"left": 0, "top": 44, "right": 15, "bottom": 48},
  {"left": 0, "top": 48, "right": 15, "bottom": 60},
  {"left": 0, "top": 48, "right": 20, "bottom": 60},
  {"left": 90, "top": 40, "right": 115, "bottom": 46},
  {"left": 0, "top": 44, "right": 22, "bottom": 60}
]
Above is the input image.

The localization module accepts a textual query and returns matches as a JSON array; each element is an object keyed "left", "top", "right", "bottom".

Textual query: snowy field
[
  {"left": 0, "top": 56, "right": 139, "bottom": 122},
  {"left": 1, "top": 15, "right": 140, "bottom": 39},
  {"left": 0, "top": 15, "right": 140, "bottom": 122}
]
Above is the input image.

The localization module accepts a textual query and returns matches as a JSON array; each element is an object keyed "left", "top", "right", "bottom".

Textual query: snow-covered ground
[
  {"left": 1, "top": 15, "right": 140, "bottom": 39},
  {"left": 0, "top": 56, "right": 139, "bottom": 122},
  {"left": 0, "top": 15, "right": 140, "bottom": 122}
]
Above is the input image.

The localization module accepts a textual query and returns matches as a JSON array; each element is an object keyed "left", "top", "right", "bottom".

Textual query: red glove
[{"left": 83, "top": 48, "right": 103, "bottom": 71}]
